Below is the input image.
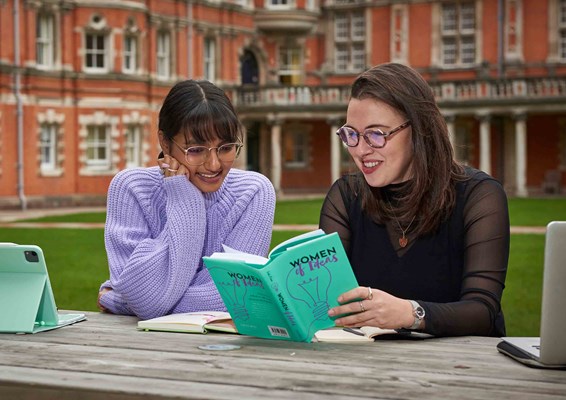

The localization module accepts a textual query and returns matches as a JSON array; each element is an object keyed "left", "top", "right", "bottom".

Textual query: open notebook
[
  {"left": 0, "top": 243, "right": 86, "bottom": 334},
  {"left": 497, "top": 221, "right": 566, "bottom": 369}
]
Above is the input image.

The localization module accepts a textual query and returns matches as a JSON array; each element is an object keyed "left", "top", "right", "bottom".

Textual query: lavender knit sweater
[{"left": 99, "top": 167, "right": 276, "bottom": 320}]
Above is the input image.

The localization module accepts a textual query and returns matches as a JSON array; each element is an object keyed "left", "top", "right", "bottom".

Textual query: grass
[
  {"left": 502, "top": 234, "right": 545, "bottom": 336},
  {"left": 4, "top": 196, "right": 563, "bottom": 336},
  {"left": 18, "top": 197, "right": 566, "bottom": 226},
  {"left": 0, "top": 225, "right": 545, "bottom": 336}
]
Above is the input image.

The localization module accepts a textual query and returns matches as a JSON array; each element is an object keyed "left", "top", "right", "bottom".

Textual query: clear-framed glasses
[
  {"left": 171, "top": 139, "right": 243, "bottom": 166},
  {"left": 336, "top": 121, "right": 411, "bottom": 149}
]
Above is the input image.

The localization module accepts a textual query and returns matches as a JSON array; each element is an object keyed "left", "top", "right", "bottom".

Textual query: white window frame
[
  {"left": 86, "top": 125, "right": 111, "bottom": 170},
  {"left": 84, "top": 32, "right": 109, "bottom": 72},
  {"left": 157, "top": 31, "right": 171, "bottom": 79},
  {"left": 278, "top": 46, "right": 303, "bottom": 85},
  {"left": 390, "top": 4, "right": 409, "bottom": 63},
  {"left": 266, "top": 0, "right": 293, "bottom": 9},
  {"left": 283, "top": 131, "right": 308, "bottom": 168},
  {"left": 123, "top": 34, "right": 137, "bottom": 74},
  {"left": 125, "top": 125, "right": 142, "bottom": 168},
  {"left": 36, "top": 13, "right": 54, "bottom": 68},
  {"left": 560, "top": 0, "right": 566, "bottom": 60},
  {"left": 204, "top": 38, "right": 216, "bottom": 82},
  {"left": 40, "top": 124, "right": 57, "bottom": 171},
  {"left": 334, "top": 10, "right": 366, "bottom": 73},
  {"left": 441, "top": 1, "right": 476, "bottom": 67}
]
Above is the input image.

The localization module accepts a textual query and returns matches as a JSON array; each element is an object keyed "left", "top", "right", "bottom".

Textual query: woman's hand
[
  {"left": 158, "top": 154, "right": 190, "bottom": 179},
  {"left": 328, "top": 286, "right": 416, "bottom": 329},
  {"left": 97, "top": 288, "right": 112, "bottom": 313}
]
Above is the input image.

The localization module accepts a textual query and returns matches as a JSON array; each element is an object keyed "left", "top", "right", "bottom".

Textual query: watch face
[{"left": 415, "top": 306, "right": 425, "bottom": 319}]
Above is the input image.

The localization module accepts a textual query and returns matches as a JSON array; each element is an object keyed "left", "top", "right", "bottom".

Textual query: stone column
[
  {"left": 514, "top": 113, "right": 528, "bottom": 197},
  {"left": 268, "top": 115, "right": 283, "bottom": 195},
  {"left": 478, "top": 114, "right": 492, "bottom": 175},
  {"left": 444, "top": 114, "right": 456, "bottom": 154},
  {"left": 238, "top": 119, "right": 249, "bottom": 170},
  {"left": 328, "top": 118, "right": 342, "bottom": 185}
]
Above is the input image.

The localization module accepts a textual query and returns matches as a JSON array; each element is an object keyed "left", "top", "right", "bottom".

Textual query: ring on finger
[
  {"left": 359, "top": 301, "right": 365, "bottom": 313},
  {"left": 367, "top": 286, "right": 373, "bottom": 300},
  {"left": 167, "top": 168, "right": 178, "bottom": 172}
]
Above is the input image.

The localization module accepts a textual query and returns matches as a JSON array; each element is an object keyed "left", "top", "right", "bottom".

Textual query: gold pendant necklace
[{"left": 386, "top": 199, "right": 416, "bottom": 248}]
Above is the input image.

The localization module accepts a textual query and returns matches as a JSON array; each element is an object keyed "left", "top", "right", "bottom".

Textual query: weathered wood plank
[{"left": 0, "top": 311, "right": 565, "bottom": 399}]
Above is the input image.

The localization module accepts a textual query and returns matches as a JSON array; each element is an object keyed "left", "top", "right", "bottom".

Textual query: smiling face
[
  {"left": 346, "top": 97, "right": 414, "bottom": 187},
  {"left": 166, "top": 134, "right": 235, "bottom": 193}
]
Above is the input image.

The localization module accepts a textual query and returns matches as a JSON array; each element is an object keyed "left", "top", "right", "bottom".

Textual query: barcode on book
[{"left": 268, "top": 326, "right": 290, "bottom": 338}]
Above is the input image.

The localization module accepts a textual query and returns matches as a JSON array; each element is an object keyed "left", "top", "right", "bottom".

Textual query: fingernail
[
  {"left": 162, "top": 163, "right": 170, "bottom": 168},
  {"left": 328, "top": 309, "right": 335, "bottom": 316},
  {"left": 337, "top": 296, "right": 343, "bottom": 303}
]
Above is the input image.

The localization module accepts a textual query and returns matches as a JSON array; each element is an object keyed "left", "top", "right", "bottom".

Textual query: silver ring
[
  {"left": 367, "top": 286, "right": 373, "bottom": 300},
  {"left": 167, "top": 168, "right": 178, "bottom": 172},
  {"left": 359, "top": 301, "right": 365, "bottom": 313}
]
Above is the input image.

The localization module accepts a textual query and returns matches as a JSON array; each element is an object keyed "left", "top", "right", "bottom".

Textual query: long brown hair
[{"left": 348, "top": 63, "right": 466, "bottom": 237}]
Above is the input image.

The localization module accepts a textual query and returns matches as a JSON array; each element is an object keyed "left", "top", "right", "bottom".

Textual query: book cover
[
  {"left": 203, "top": 230, "right": 359, "bottom": 342},
  {"left": 137, "top": 311, "right": 236, "bottom": 334}
]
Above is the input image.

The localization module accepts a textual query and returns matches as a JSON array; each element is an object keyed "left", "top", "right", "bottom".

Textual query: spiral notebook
[
  {"left": 497, "top": 221, "right": 566, "bottom": 369},
  {"left": 0, "top": 243, "right": 86, "bottom": 334}
]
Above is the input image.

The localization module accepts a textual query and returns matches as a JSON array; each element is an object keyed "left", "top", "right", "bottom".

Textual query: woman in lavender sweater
[{"left": 97, "top": 80, "right": 276, "bottom": 320}]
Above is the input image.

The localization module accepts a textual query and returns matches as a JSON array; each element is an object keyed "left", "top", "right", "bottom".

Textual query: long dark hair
[
  {"left": 349, "top": 63, "right": 466, "bottom": 237},
  {"left": 158, "top": 80, "right": 243, "bottom": 148}
]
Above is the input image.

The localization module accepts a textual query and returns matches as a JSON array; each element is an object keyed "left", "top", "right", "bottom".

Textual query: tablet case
[{"left": 0, "top": 243, "right": 86, "bottom": 333}]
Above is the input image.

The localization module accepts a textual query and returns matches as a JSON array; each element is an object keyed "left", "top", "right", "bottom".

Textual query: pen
[{"left": 343, "top": 327, "right": 365, "bottom": 336}]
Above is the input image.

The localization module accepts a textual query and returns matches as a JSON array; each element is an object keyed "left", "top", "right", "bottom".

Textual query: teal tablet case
[{"left": 0, "top": 243, "right": 86, "bottom": 333}]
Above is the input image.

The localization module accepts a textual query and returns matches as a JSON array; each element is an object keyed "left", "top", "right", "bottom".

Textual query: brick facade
[{"left": 1, "top": 0, "right": 565, "bottom": 208}]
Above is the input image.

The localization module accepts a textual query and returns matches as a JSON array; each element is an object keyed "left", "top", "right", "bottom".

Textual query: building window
[
  {"left": 125, "top": 125, "right": 142, "bottom": 168},
  {"left": 40, "top": 124, "right": 57, "bottom": 171},
  {"left": 441, "top": 2, "right": 476, "bottom": 66},
  {"left": 334, "top": 10, "right": 366, "bottom": 72},
  {"left": 204, "top": 38, "right": 216, "bottom": 82},
  {"left": 267, "top": 0, "right": 291, "bottom": 9},
  {"left": 391, "top": 5, "right": 408, "bottom": 63},
  {"left": 86, "top": 125, "right": 111, "bottom": 169},
  {"left": 283, "top": 131, "right": 308, "bottom": 168},
  {"left": 123, "top": 35, "right": 137, "bottom": 73},
  {"left": 157, "top": 31, "right": 171, "bottom": 79},
  {"left": 454, "top": 125, "right": 472, "bottom": 165},
  {"left": 36, "top": 13, "right": 54, "bottom": 68},
  {"left": 560, "top": 122, "right": 566, "bottom": 169},
  {"left": 560, "top": 0, "right": 566, "bottom": 60},
  {"left": 278, "top": 47, "right": 302, "bottom": 85},
  {"left": 85, "top": 32, "right": 108, "bottom": 72}
]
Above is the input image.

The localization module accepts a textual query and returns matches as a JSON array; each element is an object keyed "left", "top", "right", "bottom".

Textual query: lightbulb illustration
[
  {"left": 287, "top": 264, "right": 332, "bottom": 321},
  {"left": 212, "top": 267, "right": 250, "bottom": 321}
]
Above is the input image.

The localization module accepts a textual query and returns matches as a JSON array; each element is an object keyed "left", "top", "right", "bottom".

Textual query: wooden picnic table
[{"left": 0, "top": 311, "right": 564, "bottom": 399}]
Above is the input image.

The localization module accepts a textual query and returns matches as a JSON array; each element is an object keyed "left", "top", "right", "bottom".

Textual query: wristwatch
[{"left": 408, "top": 300, "right": 425, "bottom": 330}]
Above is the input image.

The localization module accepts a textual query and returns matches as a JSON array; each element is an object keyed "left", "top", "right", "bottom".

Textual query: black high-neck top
[{"left": 319, "top": 168, "right": 509, "bottom": 337}]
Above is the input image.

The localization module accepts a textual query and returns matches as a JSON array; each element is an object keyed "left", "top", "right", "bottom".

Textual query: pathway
[{"left": 0, "top": 207, "right": 549, "bottom": 233}]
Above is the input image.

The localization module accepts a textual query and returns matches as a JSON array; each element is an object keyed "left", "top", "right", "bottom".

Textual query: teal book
[{"left": 203, "top": 230, "right": 359, "bottom": 342}]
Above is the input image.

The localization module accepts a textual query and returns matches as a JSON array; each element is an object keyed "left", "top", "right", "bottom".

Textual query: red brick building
[{"left": 1, "top": 0, "right": 565, "bottom": 208}]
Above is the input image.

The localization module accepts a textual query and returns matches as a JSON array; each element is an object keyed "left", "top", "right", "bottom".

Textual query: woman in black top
[{"left": 321, "top": 63, "right": 509, "bottom": 337}]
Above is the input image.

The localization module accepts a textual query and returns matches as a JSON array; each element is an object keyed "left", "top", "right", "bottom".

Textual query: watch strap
[{"left": 408, "top": 300, "right": 425, "bottom": 330}]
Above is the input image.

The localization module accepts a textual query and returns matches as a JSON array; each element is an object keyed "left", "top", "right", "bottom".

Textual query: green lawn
[
  {"left": 0, "top": 227, "right": 545, "bottom": 336},
  {"left": 4, "top": 196, "right": 563, "bottom": 336},
  {"left": 19, "top": 197, "right": 566, "bottom": 226}
]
